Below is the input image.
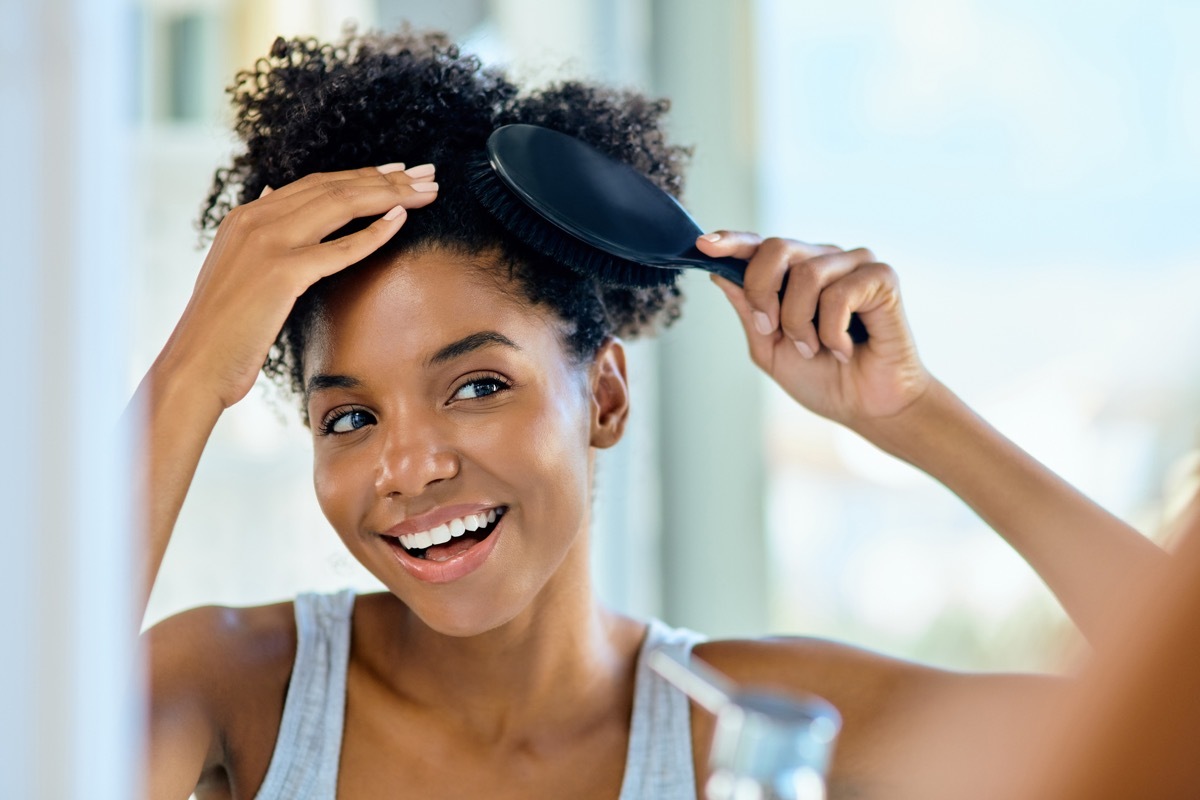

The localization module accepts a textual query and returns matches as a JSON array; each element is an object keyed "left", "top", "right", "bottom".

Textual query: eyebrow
[
  {"left": 305, "top": 374, "right": 362, "bottom": 396},
  {"left": 426, "top": 331, "right": 521, "bottom": 367},
  {"left": 305, "top": 331, "right": 521, "bottom": 397}
]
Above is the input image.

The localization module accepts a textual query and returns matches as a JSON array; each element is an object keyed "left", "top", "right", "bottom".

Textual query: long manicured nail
[
  {"left": 409, "top": 181, "right": 439, "bottom": 193},
  {"left": 377, "top": 162, "right": 407, "bottom": 174},
  {"left": 404, "top": 163, "right": 436, "bottom": 179},
  {"left": 259, "top": 185, "right": 273, "bottom": 198},
  {"left": 753, "top": 311, "right": 773, "bottom": 335},
  {"left": 832, "top": 349, "right": 850, "bottom": 364},
  {"left": 699, "top": 232, "right": 722, "bottom": 243},
  {"left": 794, "top": 340, "right": 815, "bottom": 359},
  {"left": 383, "top": 204, "right": 407, "bottom": 221}
]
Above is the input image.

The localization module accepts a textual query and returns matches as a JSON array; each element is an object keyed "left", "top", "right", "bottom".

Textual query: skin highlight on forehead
[
  {"left": 306, "top": 330, "right": 523, "bottom": 399},
  {"left": 300, "top": 246, "right": 583, "bottom": 406}
]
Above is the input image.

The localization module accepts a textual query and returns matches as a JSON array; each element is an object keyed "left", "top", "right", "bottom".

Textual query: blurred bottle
[{"left": 649, "top": 649, "right": 841, "bottom": 800}]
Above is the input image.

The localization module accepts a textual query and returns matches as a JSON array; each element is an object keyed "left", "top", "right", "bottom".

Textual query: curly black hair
[{"left": 199, "top": 28, "right": 691, "bottom": 418}]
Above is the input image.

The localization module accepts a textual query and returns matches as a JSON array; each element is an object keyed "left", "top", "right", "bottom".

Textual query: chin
[
  {"left": 401, "top": 586, "right": 531, "bottom": 639},
  {"left": 347, "top": 503, "right": 588, "bottom": 638}
]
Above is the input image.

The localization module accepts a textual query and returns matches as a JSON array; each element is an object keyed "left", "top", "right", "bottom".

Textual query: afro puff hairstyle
[{"left": 199, "top": 28, "right": 691, "bottom": 418}]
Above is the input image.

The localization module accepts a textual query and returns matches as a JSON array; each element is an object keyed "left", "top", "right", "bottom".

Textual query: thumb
[{"left": 696, "top": 230, "right": 764, "bottom": 261}]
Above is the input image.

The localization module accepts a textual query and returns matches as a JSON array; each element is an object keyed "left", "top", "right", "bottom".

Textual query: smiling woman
[
  {"left": 133, "top": 25, "right": 1171, "bottom": 800},
  {"left": 303, "top": 249, "right": 615, "bottom": 633}
]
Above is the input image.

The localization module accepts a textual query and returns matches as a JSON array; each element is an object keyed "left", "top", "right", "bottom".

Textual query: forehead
[{"left": 303, "top": 247, "right": 566, "bottom": 378}]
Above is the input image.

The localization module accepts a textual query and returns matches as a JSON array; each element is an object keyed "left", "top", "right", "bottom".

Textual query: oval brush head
[
  {"left": 468, "top": 124, "right": 868, "bottom": 342},
  {"left": 464, "top": 156, "right": 675, "bottom": 288},
  {"left": 468, "top": 124, "right": 748, "bottom": 287}
]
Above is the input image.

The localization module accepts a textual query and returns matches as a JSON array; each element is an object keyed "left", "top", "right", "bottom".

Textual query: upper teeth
[{"left": 397, "top": 508, "right": 503, "bottom": 550}]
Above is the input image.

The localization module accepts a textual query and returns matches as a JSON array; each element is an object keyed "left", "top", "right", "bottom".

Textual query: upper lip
[{"left": 381, "top": 503, "right": 505, "bottom": 538}]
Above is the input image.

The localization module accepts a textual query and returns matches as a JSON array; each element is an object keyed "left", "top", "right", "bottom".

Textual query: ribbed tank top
[{"left": 253, "top": 590, "right": 707, "bottom": 799}]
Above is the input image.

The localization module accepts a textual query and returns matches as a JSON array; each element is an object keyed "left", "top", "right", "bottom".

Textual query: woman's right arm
[
  {"left": 133, "top": 163, "right": 438, "bottom": 797},
  {"left": 133, "top": 163, "right": 438, "bottom": 618}
]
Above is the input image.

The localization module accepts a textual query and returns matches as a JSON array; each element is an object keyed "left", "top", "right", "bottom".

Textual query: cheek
[
  {"left": 468, "top": 401, "right": 588, "bottom": 502},
  {"left": 522, "top": 383, "right": 593, "bottom": 510},
  {"left": 312, "top": 449, "right": 367, "bottom": 535}
]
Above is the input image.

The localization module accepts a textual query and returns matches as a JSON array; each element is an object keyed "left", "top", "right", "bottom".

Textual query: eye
[
  {"left": 452, "top": 375, "right": 511, "bottom": 401},
  {"left": 320, "top": 407, "right": 376, "bottom": 435}
]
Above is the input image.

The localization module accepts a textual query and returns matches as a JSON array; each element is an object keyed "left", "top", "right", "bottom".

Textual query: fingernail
[
  {"left": 699, "top": 232, "right": 722, "bottom": 243},
  {"left": 383, "top": 204, "right": 407, "bottom": 221},
  {"left": 259, "top": 185, "right": 273, "bottom": 198},
  {"left": 832, "top": 349, "right": 850, "bottom": 364},
  {"left": 403, "top": 163, "right": 436, "bottom": 179},
  {"left": 377, "top": 162, "right": 407, "bottom": 174},
  {"left": 753, "top": 311, "right": 774, "bottom": 335},
  {"left": 410, "top": 181, "right": 439, "bottom": 193},
  {"left": 794, "top": 340, "right": 814, "bottom": 359}
]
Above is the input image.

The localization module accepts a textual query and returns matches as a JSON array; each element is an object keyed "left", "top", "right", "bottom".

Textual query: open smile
[{"left": 380, "top": 506, "right": 508, "bottom": 584}]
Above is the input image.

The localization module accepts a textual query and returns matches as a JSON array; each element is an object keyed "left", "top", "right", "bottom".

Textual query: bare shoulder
[
  {"left": 141, "top": 601, "right": 297, "bottom": 798},
  {"left": 144, "top": 600, "right": 297, "bottom": 702}
]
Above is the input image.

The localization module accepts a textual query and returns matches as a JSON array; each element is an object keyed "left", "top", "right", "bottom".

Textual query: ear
[{"left": 588, "top": 337, "right": 630, "bottom": 449}]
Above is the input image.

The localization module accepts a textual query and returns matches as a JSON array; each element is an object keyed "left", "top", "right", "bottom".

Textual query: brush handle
[{"left": 692, "top": 252, "right": 870, "bottom": 344}]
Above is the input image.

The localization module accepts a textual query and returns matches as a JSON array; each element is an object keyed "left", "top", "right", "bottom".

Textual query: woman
[{"left": 137, "top": 30, "right": 1167, "bottom": 799}]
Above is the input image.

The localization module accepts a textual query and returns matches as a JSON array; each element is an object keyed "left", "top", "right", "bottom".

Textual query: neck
[{"left": 363, "top": 535, "right": 645, "bottom": 743}]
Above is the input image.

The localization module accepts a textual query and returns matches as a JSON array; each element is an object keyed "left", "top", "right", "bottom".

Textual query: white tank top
[{"left": 253, "top": 590, "right": 707, "bottom": 799}]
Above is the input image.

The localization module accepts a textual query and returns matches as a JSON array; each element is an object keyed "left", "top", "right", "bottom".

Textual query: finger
[
  {"left": 262, "top": 164, "right": 435, "bottom": 218},
  {"left": 696, "top": 231, "right": 835, "bottom": 270},
  {"left": 291, "top": 203, "right": 413, "bottom": 282},
  {"left": 742, "top": 238, "right": 844, "bottom": 337},
  {"left": 779, "top": 248, "right": 874, "bottom": 357},
  {"left": 259, "top": 177, "right": 439, "bottom": 247},
  {"left": 710, "top": 274, "right": 776, "bottom": 367},
  {"left": 273, "top": 173, "right": 439, "bottom": 222},
  {"left": 258, "top": 162, "right": 411, "bottom": 203},
  {"left": 740, "top": 237, "right": 791, "bottom": 336},
  {"left": 816, "top": 261, "right": 898, "bottom": 361}
]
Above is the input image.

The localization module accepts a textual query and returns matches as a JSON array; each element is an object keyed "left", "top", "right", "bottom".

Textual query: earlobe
[{"left": 589, "top": 338, "right": 630, "bottom": 449}]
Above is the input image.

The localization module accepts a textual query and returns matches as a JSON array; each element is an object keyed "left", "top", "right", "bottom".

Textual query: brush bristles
[{"left": 466, "top": 157, "right": 680, "bottom": 289}]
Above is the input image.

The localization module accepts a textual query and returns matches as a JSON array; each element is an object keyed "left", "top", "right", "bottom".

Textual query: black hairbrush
[{"left": 468, "top": 124, "right": 868, "bottom": 344}]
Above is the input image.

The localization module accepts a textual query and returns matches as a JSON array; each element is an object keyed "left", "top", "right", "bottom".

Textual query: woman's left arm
[{"left": 699, "top": 231, "right": 1168, "bottom": 647}]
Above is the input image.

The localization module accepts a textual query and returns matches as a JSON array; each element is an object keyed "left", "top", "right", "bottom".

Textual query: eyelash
[
  {"left": 451, "top": 373, "right": 513, "bottom": 402},
  {"left": 317, "top": 405, "right": 375, "bottom": 436},
  {"left": 316, "top": 374, "right": 513, "bottom": 436}
]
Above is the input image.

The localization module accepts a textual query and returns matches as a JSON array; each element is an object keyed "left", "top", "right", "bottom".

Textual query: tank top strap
[
  {"left": 253, "top": 589, "right": 355, "bottom": 800},
  {"left": 619, "top": 617, "right": 709, "bottom": 800}
]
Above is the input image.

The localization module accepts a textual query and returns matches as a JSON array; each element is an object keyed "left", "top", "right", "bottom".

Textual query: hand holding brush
[
  {"left": 468, "top": 124, "right": 869, "bottom": 343},
  {"left": 702, "top": 231, "right": 930, "bottom": 428}
]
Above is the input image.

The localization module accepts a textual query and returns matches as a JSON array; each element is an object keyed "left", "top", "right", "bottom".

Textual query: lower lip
[{"left": 382, "top": 514, "right": 506, "bottom": 584}]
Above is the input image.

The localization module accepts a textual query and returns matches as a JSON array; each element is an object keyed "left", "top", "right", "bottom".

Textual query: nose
[{"left": 373, "top": 417, "right": 461, "bottom": 498}]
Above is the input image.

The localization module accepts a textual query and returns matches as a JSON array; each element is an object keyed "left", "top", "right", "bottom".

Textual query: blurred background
[
  {"left": 137, "top": 0, "right": 1200, "bottom": 670},
  {"left": 4, "top": 0, "right": 1198, "bottom": 796}
]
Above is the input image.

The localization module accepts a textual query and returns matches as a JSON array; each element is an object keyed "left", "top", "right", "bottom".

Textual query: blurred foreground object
[
  {"left": 650, "top": 649, "right": 841, "bottom": 799},
  {"left": 0, "top": 0, "right": 139, "bottom": 797}
]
